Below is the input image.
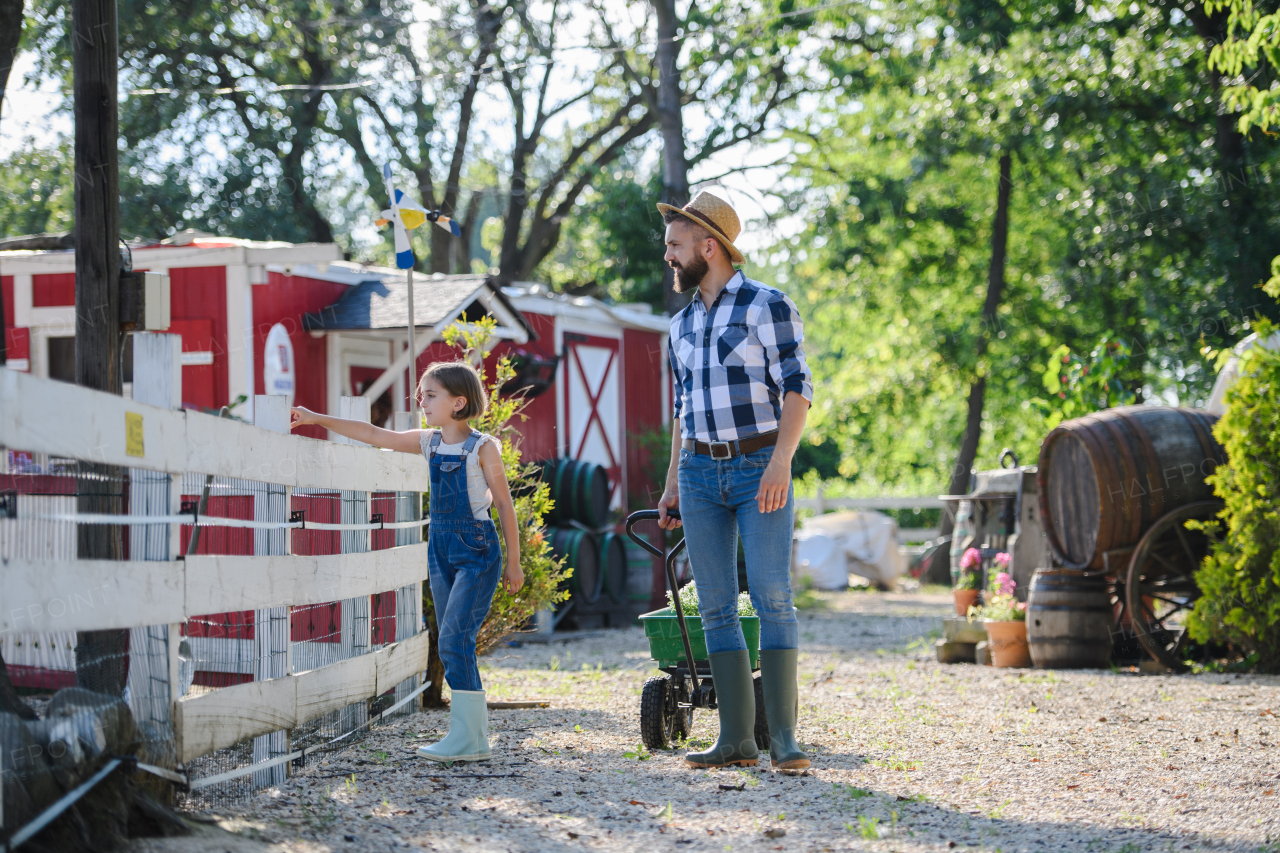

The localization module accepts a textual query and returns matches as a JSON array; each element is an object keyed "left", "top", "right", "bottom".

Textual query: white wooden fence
[
  {"left": 0, "top": 335, "right": 431, "bottom": 769},
  {"left": 795, "top": 490, "right": 946, "bottom": 543}
]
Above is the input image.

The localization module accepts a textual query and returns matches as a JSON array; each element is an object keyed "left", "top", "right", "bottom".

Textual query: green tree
[{"left": 781, "top": 0, "right": 1280, "bottom": 500}]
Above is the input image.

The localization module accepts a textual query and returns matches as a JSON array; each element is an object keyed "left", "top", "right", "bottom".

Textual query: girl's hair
[{"left": 421, "top": 361, "right": 487, "bottom": 421}]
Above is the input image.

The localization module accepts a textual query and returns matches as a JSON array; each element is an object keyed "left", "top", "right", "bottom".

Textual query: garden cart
[{"left": 625, "top": 509, "right": 770, "bottom": 751}]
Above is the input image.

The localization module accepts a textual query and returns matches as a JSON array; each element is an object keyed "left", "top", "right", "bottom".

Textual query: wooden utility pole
[
  {"left": 73, "top": 0, "right": 122, "bottom": 390},
  {"left": 72, "top": 0, "right": 129, "bottom": 695},
  {"left": 653, "top": 0, "right": 691, "bottom": 318},
  {"left": 0, "top": 0, "right": 25, "bottom": 364}
]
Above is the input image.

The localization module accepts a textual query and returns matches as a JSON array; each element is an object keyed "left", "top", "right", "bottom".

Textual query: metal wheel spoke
[
  {"left": 1139, "top": 598, "right": 1159, "bottom": 625},
  {"left": 1142, "top": 588, "right": 1194, "bottom": 604},
  {"left": 1146, "top": 548, "right": 1182, "bottom": 576},
  {"left": 1173, "top": 523, "right": 1201, "bottom": 573},
  {"left": 1145, "top": 576, "right": 1197, "bottom": 591}
]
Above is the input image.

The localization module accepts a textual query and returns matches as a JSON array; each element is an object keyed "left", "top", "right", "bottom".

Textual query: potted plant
[
  {"left": 953, "top": 548, "right": 982, "bottom": 615},
  {"left": 971, "top": 555, "right": 1030, "bottom": 667}
]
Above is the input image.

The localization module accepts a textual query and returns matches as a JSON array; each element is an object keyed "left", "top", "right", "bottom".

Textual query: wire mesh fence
[{"left": 1, "top": 439, "right": 428, "bottom": 819}]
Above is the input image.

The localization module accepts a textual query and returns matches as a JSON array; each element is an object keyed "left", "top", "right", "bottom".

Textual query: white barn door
[{"left": 562, "top": 331, "right": 623, "bottom": 509}]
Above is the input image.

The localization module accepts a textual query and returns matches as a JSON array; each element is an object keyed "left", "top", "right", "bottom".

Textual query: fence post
[
  {"left": 252, "top": 395, "right": 291, "bottom": 786},
  {"left": 127, "top": 333, "right": 182, "bottom": 755},
  {"left": 391, "top": 411, "right": 423, "bottom": 715},
  {"left": 337, "top": 396, "right": 371, "bottom": 732}
]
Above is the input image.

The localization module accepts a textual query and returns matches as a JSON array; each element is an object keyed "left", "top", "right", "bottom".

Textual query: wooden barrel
[
  {"left": 552, "top": 527, "right": 602, "bottom": 604},
  {"left": 599, "top": 532, "right": 628, "bottom": 604},
  {"left": 1026, "top": 569, "right": 1114, "bottom": 668},
  {"left": 1037, "top": 406, "right": 1225, "bottom": 571},
  {"left": 550, "top": 459, "right": 580, "bottom": 527},
  {"left": 541, "top": 458, "right": 611, "bottom": 528},
  {"left": 573, "top": 461, "right": 611, "bottom": 528}
]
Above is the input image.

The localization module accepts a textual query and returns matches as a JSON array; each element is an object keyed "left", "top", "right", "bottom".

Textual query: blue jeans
[
  {"left": 428, "top": 520, "right": 503, "bottom": 692},
  {"left": 677, "top": 445, "right": 799, "bottom": 654}
]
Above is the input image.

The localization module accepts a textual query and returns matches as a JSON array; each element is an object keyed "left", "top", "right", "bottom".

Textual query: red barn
[{"left": 1, "top": 234, "right": 671, "bottom": 514}]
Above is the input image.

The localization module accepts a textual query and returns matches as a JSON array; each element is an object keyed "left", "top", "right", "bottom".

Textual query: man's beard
[{"left": 671, "top": 253, "right": 709, "bottom": 293}]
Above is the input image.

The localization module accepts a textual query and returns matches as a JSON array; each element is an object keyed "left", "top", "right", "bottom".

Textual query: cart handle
[
  {"left": 624, "top": 509, "right": 701, "bottom": 697},
  {"left": 624, "top": 509, "right": 684, "bottom": 560}
]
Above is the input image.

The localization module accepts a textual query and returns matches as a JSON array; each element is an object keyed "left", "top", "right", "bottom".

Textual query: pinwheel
[{"left": 375, "top": 163, "right": 463, "bottom": 423}]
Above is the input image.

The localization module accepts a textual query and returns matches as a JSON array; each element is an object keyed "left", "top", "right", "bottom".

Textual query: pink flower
[
  {"left": 994, "top": 552, "right": 1011, "bottom": 568},
  {"left": 995, "top": 571, "right": 1016, "bottom": 596},
  {"left": 960, "top": 548, "right": 981, "bottom": 570},
  {"left": 1016, "top": 601, "right": 1027, "bottom": 611}
]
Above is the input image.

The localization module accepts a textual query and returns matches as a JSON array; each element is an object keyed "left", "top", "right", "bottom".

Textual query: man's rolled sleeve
[{"left": 759, "top": 293, "right": 814, "bottom": 404}]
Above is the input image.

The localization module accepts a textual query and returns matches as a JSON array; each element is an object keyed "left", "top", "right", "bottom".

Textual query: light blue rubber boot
[{"left": 417, "top": 689, "right": 491, "bottom": 763}]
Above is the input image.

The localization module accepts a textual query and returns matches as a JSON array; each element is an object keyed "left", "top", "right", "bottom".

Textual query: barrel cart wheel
[
  {"left": 640, "top": 674, "right": 693, "bottom": 750},
  {"left": 1125, "top": 500, "right": 1224, "bottom": 672}
]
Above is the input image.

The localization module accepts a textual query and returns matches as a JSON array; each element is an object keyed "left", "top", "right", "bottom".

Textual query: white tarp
[
  {"left": 1206, "top": 330, "right": 1280, "bottom": 415},
  {"left": 792, "top": 510, "right": 906, "bottom": 590}
]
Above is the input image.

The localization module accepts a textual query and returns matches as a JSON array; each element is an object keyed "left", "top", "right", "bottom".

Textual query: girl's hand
[
  {"left": 502, "top": 560, "right": 524, "bottom": 595},
  {"left": 290, "top": 406, "right": 319, "bottom": 429}
]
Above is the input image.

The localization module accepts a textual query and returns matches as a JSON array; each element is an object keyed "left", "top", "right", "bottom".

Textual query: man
[{"left": 656, "top": 191, "right": 813, "bottom": 771}]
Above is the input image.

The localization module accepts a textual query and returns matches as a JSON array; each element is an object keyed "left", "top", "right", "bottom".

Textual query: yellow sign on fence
[{"left": 126, "top": 412, "right": 145, "bottom": 457}]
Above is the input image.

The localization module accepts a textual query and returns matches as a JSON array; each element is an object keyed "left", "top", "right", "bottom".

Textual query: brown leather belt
[{"left": 682, "top": 430, "right": 779, "bottom": 459}]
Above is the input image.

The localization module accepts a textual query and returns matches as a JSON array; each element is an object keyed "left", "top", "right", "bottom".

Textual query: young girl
[{"left": 290, "top": 361, "right": 522, "bottom": 763}]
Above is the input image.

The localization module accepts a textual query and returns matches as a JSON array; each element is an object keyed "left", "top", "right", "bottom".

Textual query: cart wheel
[
  {"left": 641, "top": 675, "right": 691, "bottom": 750},
  {"left": 1126, "top": 501, "right": 1223, "bottom": 673},
  {"left": 669, "top": 674, "right": 693, "bottom": 742},
  {"left": 752, "top": 674, "right": 770, "bottom": 751}
]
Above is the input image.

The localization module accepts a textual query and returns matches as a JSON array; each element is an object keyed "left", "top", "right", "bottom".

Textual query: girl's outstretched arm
[
  {"left": 478, "top": 439, "right": 523, "bottom": 594},
  {"left": 290, "top": 406, "right": 427, "bottom": 454}
]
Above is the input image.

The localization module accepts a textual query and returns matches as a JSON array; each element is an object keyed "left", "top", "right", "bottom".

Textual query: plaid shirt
[{"left": 668, "top": 271, "right": 814, "bottom": 442}]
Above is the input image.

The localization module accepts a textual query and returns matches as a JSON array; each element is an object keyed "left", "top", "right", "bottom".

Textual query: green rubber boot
[
  {"left": 759, "top": 649, "right": 810, "bottom": 771},
  {"left": 685, "top": 650, "right": 759, "bottom": 768},
  {"left": 417, "top": 689, "right": 491, "bottom": 763}
]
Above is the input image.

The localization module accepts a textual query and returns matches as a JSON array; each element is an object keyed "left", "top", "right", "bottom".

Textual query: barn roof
[{"left": 300, "top": 268, "right": 534, "bottom": 340}]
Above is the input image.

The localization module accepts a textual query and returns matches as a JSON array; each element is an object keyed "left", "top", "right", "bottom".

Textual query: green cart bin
[{"left": 639, "top": 608, "right": 761, "bottom": 670}]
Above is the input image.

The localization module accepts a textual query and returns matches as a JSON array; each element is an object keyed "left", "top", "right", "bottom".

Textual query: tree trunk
[
  {"left": 0, "top": 0, "right": 22, "bottom": 133},
  {"left": 1179, "top": 0, "right": 1271, "bottom": 299},
  {"left": 73, "top": 0, "right": 129, "bottom": 696},
  {"left": 653, "top": 0, "right": 690, "bottom": 317},
  {"left": 934, "top": 153, "right": 1012, "bottom": 564}
]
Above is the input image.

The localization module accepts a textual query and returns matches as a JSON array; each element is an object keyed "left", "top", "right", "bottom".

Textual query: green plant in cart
[{"left": 666, "top": 581, "right": 756, "bottom": 617}]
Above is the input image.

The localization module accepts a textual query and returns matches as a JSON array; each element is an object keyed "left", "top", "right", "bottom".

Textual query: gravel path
[{"left": 178, "top": 589, "right": 1280, "bottom": 853}]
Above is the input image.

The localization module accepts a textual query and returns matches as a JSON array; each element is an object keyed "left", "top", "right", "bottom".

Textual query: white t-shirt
[{"left": 419, "top": 430, "right": 497, "bottom": 521}]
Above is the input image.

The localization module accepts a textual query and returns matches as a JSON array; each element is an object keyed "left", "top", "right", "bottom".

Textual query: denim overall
[{"left": 426, "top": 430, "right": 503, "bottom": 692}]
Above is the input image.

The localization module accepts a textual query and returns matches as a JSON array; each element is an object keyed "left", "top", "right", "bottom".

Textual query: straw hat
[{"left": 656, "top": 191, "right": 746, "bottom": 265}]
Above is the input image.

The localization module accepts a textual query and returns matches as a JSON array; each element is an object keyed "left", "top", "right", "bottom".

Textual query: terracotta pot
[
  {"left": 953, "top": 588, "right": 979, "bottom": 616},
  {"left": 985, "top": 620, "right": 1032, "bottom": 668}
]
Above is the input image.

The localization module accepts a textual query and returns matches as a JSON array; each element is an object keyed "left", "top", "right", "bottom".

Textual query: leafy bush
[
  {"left": 1032, "top": 337, "right": 1138, "bottom": 430},
  {"left": 666, "top": 582, "right": 757, "bottom": 618},
  {"left": 1188, "top": 319, "right": 1280, "bottom": 671}
]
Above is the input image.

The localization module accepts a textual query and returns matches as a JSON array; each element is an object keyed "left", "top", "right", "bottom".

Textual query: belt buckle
[{"left": 708, "top": 440, "right": 732, "bottom": 459}]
